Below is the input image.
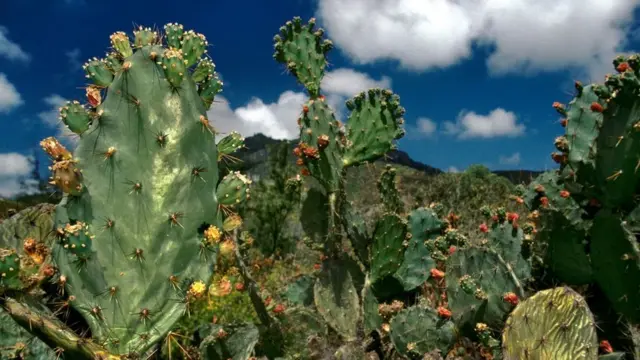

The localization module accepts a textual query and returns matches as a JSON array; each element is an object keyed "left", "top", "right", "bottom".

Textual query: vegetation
[{"left": 0, "top": 16, "right": 638, "bottom": 360}]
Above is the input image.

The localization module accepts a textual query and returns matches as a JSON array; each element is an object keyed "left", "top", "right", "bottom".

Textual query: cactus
[
  {"left": 446, "top": 246, "right": 525, "bottom": 329},
  {"left": 393, "top": 207, "right": 442, "bottom": 291},
  {"left": 369, "top": 213, "right": 408, "bottom": 283},
  {"left": 198, "top": 323, "right": 259, "bottom": 360},
  {"left": 284, "top": 275, "right": 315, "bottom": 307},
  {"left": 590, "top": 210, "right": 640, "bottom": 323},
  {"left": 378, "top": 165, "right": 403, "bottom": 214},
  {"left": 0, "top": 22, "right": 253, "bottom": 359},
  {"left": 313, "top": 261, "right": 361, "bottom": 341},
  {"left": 502, "top": 287, "right": 598, "bottom": 360},
  {"left": 389, "top": 305, "right": 457, "bottom": 358}
]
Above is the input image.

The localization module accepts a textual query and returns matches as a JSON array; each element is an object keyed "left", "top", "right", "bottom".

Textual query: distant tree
[{"left": 241, "top": 141, "right": 301, "bottom": 256}]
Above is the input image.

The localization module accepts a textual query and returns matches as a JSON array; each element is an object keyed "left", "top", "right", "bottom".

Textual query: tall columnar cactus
[{"left": 29, "top": 23, "right": 246, "bottom": 358}]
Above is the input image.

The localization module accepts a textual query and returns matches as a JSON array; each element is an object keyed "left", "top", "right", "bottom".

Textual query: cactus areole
[{"left": 41, "top": 24, "right": 234, "bottom": 356}]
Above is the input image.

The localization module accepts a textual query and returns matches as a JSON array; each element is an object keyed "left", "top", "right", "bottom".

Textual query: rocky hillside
[{"left": 224, "top": 133, "right": 542, "bottom": 184}]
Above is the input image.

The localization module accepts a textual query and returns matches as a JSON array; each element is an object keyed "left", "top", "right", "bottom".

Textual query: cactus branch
[{"left": 3, "top": 297, "right": 119, "bottom": 360}]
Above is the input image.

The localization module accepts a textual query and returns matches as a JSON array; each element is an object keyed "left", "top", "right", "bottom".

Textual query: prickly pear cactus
[
  {"left": 0, "top": 204, "right": 56, "bottom": 292},
  {"left": 389, "top": 305, "right": 456, "bottom": 358},
  {"left": 502, "top": 287, "right": 598, "bottom": 360},
  {"left": 377, "top": 164, "right": 402, "bottom": 214},
  {"left": 446, "top": 246, "right": 525, "bottom": 329},
  {"left": 590, "top": 210, "right": 640, "bottom": 323},
  {"left": 0, "top": 307, "right": 55, "bottom": 360},
  {"left": 41, "top": 23, "right": 242, "bottom": 356},
  {"left": 393, "top": 207, "right": 442, "bottom": 291},
  {"left": 275, "top": 17, "right": 405, "bottom": 191},
  {"left": 198, "top": 323, "right": 259, "bottom": 360},
  {"left": 313, "top": 260, "right": 360, "bottom": 341}
]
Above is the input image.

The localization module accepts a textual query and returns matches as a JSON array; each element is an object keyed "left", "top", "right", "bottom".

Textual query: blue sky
[{"left": 1, "top": 0, "right": 640, "bottom": 197}]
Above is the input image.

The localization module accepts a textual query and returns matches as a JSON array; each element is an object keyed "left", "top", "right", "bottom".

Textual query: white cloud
[
  {"left": 0, "top": 73, "right": 23, "bottom": 113},
  {"left": 38, "top": 94, "right": 78, "bottom": 146},
  {"left": 415, "top": 117, "right": 436, "bottom": 136},
  {"left": 447, "top": 166, "right": 460, "bottom": 173},
  {"left": 65, "top": 48, "right": 82, "bottom": 69},
  {"left": 321, "top": 68, "right": 391, "bottom": 97},
  {"left": 0, "top": 26, "right": 30, "bottom": 63},
  {"left": 316, "top": 0, "right": 640, "bottom": 79},
  {"left": 406, "top": 117, "right": 437, "bottom": 139},
  {"left": 208, "top": 68, "right": 392, "bottom": 140},
  {"left": 443, "top": 108, "right": 525, "bottom": 139},
  {"left": 499, "top": 152, "right": 521, "bottom": 166},
  {"left": 0, "top": 152, "right": 38, "bottom": 198}
]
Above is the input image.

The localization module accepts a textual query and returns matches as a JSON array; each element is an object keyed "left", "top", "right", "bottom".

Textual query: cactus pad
[
  {"left": 369, "top": 213, "right": 408, "bottom": 283},
  {"left": 313, "top": 260, "right": 360, "bottom": 341},
  {"left": 389, "top": 305, "right": 457, "bottom": 358},
  {"left": 446, "top": 246, "right": 525, "bottom": 329},
  {"left": 342, "top": 89, "right": 406, "bottom": 167},
  {"left": 393, "top": 207, "right": 442, "bottom": 291},
  {"left": 502, "top": 287, "right": 598, "bottom": 360},
  {"left": 273, "top": 17, "right": 332, "bottom": 96},
  {"left": 45, "top": 23, "right": 245, "bottom": 356},
  {"left": 590, "top": 211, "right": 640, "bottom": 322}
]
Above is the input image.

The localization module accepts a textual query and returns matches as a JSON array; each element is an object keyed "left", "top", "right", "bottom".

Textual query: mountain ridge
[{"left": 230, "top": 133, "right": 543, "bottom": 184}]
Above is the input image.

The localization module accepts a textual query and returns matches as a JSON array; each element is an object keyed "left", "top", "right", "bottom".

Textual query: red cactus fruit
[
  {"left": 437, "top": 306, "right": 452, "bottom": 319},
  {"left": 430, "top": 268, "right": 445, "bottom": 280},
  {"left": 293, "top": 147, "right": 302, "bottom": 157},
  {"left": 448, "top": 245, "right": 456, "bottom": 255},
  {"left": 551, "top": 152, "right": 567, "bottom": 164},
  {"left": 590, "top": 102, "right": 604, "bottom": 113},
  {"left": 313, "top": 263, "right": 321, "bottom": 270},
  {"left": 616, "top": 62, "right": 630, "bottom": 73},
  {"left": 503, "top": 292, "right": 519, "bottom": 306},
  {"left": 235, "top": 282, "right": 245, "bottom": 291},
  {"left": 479, "top": 223, "right": 489, "bottom": 233},
  {"left": 302, "top": 105, "right": 309, "bottom": 114},
  {"left": 560, "top": 190, "right": 570, "bottom": 198},
  {"left": 540, "top": 197, "right": 549, "bottom": 207},
  {"left": 507, "top": 213, "right": 519, "bottom": 222},
  {"left": 317, "top": 134, "right": 329, "bottom": 149},
  {"left": 560, "top": 118, "right": 568, "bottom": 127},
  {"left": 301, "top": 168, "right": 310, "bottom": 176},
  {"left": 273, "top": 304, "right": 286, "bottom": 314},
  {"left": 552, "top": 102, "right": 564, "bottom": 111},
  {"left": 599, "top": 340, "right": 613, "bottom": 353}
]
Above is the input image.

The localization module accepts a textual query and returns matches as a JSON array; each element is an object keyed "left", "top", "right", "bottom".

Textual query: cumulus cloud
[
  {"left": 208, "top": 68, "right": 392, "bottom": 140},
  {"left": 499, "top": 152, "right": 521, "bottom": 166},
  {"left": 0, "top": 152, "right": 38, "bottom": 198},
  {"left": 208, "top": 91, "right": 306, "bottom": 140},
  {"left": 406, "top": 117, "right": 437, "bottom": 139},
  {"left": 0, "top": 26, "right": 30, "bottom": 63},
  {"left": 321, "top": 68, "right": 391, "bottom": 97},
  {"left": 443, "top": 108, "right": 525, "bottom": 139},
  {"left": 0, "top": 73, "right": 23, "bottom": 113},
  {"left": 316, "top": 0, "right": 640, "bottom": 79},
  {"left": 447, "top": 166, "right": 460, "bottom": 173}
]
